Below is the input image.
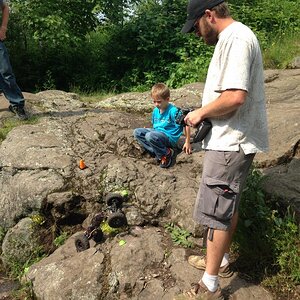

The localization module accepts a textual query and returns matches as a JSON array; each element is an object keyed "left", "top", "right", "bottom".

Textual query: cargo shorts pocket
[{"left": 200, "top": 177, "right": 238, "bottom": 221}]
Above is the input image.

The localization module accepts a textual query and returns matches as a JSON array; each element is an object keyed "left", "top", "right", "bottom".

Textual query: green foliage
[
  {"left": 167, "top": 40, "right": 214, "bottom": 88},
  {"left": 234, "top": 168, "right": 300, "bottom": 288},
  {"left": 42, "top": 70, "right": 56, "bottom": 90},
  {"left": 263, "top": 32, "right": 300, "bottom": 68},
  {"left": 230, "top": 0, "right": 300, "bottom": 51},
  {"left": 165, "top": 222, "right": 193, "bottom": 248},
  {"left": 79, "top": 90, "right": 116, "bottom": 104},
  {"left": 6, "top": 245, "right": 45, "bottom": 280},
  {"left": 0, "top": 120, "right": 19, "bottom": 142},
  {"left": 270, "top": 209, "right": 300, "bottom": 282},
  {"left": 120, "top": 0, "right": 188, "bottom": 89},
  {"left": 30, "top": 214, "right": 46, "bottom": 227},
  {"left": 97, "top": 0, "right": 139, "bottom": 25},
  {"left": 0, "top": 117, "right": 39, "bottom": 143},
  {"left": 6, "top": 0, "right": 300, "bottom": 93},
  {"left": 53, "top": 232, "right": 69, "bottom": 247},
  {"left": 234, "top": 169, "right": 272, "bottom": 263},
  {"left": 10, "top": 0, "right": 98, "bottom": 46},
  {"left": 100, "top": 221, "right": 120, "bottom": 235},
  {"left": 11, "top": 281, "right": 34, "bottom": 300}
]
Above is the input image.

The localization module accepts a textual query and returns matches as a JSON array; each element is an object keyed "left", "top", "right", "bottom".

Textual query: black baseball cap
[{"left": 181, "top": 0, "right": 225, "bottom": 33}]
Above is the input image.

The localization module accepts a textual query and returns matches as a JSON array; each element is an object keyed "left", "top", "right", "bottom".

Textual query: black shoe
[
  {"left": 160, "top": 148, "right": 174, "bottom": 168},
  {"left": 9, "top": 105, "right": 28, "bottom": 120}
]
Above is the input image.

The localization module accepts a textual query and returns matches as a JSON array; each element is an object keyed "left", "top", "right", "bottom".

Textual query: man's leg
[
  {"left": 206, "top": 229, "right": 231, "bottom": 276},
  {"left": 225, "top": 212, "right": 239, "bottom": 253},
  {"left": 194, "top": 149, "right": 255, "bottom": 293},
  {"left": 188, "top": 214, "right": 237, "bottom": 276},
  {"left": 0, "top": 41, "right": 25, "bottom": 107}
]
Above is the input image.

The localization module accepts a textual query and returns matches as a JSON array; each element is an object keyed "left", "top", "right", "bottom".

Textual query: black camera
[
  {"left": 175, "top": 108, "right": 194, "bottom": 126},
  {"left": 175, "top": 108, "right": 212, "bottom": 143}
]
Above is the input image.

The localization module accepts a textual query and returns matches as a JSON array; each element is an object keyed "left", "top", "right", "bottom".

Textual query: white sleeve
[{"left": 216, "top": 36, "right": 254, "bottom": 92}]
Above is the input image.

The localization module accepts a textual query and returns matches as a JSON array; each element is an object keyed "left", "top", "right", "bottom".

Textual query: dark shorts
[{"left": 193, "top": 148, "right": 255, "bottom": 231}]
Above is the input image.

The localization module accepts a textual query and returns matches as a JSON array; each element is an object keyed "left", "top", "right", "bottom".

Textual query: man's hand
[
  {"left": 185, "top": 90, "right": 247, "bottom": 126},
  {"left": 184, "top": 108, "right": 204, "bottom": 128},
  {"left": 0, "top": 26, "right": 7, "bottom": 41}
]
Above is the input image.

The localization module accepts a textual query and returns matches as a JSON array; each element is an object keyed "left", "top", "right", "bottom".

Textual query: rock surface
[
  {"left": 24, "top": 227, "right": 273, "bottom": 300},
  {"left": 0, "top": 69, "right": 299, "bottom": 300}
]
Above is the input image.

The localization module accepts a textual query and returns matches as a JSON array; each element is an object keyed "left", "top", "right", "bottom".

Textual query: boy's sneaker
[
  {"left": 188, "top": 255, "right": 233, "bottom": 278},
  {"left": 143, "top": 151, "right": 161, "bottom": 165},
  {"left": 160, "top": 148, "right": 174, "bottom": 168},
  {"left": 9, "top": 105, "right": 28, "bottom": 120},
  {"left": 173, "top": 280, "right": 224, "bottom": 300}
]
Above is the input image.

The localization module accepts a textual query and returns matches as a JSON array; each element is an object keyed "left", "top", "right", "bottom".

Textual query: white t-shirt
[{"left": 202, "top": 22, "right": 269, "bottom": 154}]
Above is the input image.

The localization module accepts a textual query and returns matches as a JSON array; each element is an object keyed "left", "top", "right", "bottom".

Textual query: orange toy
[{"left": 79, "top": 159, "right": 86, "bottom": 170}]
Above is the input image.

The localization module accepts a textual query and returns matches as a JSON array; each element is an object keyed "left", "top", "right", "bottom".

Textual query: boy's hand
[{"left": 182, "top": 141, "right": 192, "bottom": 154}]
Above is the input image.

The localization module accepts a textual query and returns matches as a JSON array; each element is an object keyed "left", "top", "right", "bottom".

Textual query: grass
[
  {"left": 0, "top": 116, "right": 39, "bottom": 143},
  {"left": 4, "top": 245, "right": 45, "bottom": 280},
  {"left": 53, "top": 231, "right": 69, "bottom": 247},
  {"left": 74, "top": 90, "right": 116, "bottom": 104},
  {"left": 263, "top": 32, "right": 300, "bottom": 69},
  {"left": 11, "top": 282, "right": 34, "bottom": 300}
]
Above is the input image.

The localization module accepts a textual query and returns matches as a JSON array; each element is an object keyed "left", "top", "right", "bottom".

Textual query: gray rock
[
  {"left": 2, "top": 216, "right": 275, "bottom": 300},
  {"left": 25, "top": 232, "right": 105, "bottom": 300},
  {"left": 262, "top": 158, "right": 300, "bottom": 220},
  {"left": 0, "top": 169, "right": 65, "bottom": 228},
  {"left": 289, "top": 56, "right": 300, "bottom": 69},
  {"left": 2, "top": 218, "right": 41, "bottom": 269}
]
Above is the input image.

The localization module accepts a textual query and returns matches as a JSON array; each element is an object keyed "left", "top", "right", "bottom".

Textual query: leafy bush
[
  {"left": 7, "top": 0, "right": 300, "bottom": 93},
  {"left": 234, "top": 169, "right": 274, "bottom": 264},
  {"left": 234, "top": 168, "right": 300, "bottom": 288},
  {"left": 165, "top": 222, "right": 193, "bottom": 248},
  {"left": 270, "top": 209, "right": 300, "bottom": 282}
]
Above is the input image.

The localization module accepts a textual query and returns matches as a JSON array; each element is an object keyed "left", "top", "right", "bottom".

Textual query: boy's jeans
[
  {"left": 0, "top": 41, "right": 25, "bottom": 107},
  {"left": 133, "top": 128, "right": 172, "bottom": 159}
]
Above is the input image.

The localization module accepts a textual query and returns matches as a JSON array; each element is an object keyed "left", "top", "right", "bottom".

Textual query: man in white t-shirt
[{"left": 174, "top": 1, "right": 269, "bottom": 299}]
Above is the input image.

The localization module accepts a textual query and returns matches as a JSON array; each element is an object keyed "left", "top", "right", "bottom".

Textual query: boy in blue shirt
[{"left": 134, "top": 83, "right": 191, "bottom": 168}]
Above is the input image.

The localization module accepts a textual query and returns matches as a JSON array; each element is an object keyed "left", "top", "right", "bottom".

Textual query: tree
[
  {"left": 96, "top": 0, "right": 140, "bottom": 26},
  {"left": 10, "top": 0, "right": 98, "bottom": 46}
]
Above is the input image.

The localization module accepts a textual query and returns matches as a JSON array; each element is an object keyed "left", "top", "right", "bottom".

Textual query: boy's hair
[
  {"left": 151, "top": 83, "right": 170, "bottom": 100},
  {"left": 211, "top": 2, "right": 230, "bottom": 18}
]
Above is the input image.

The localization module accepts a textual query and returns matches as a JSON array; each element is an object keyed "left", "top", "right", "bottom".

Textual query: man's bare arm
[
  {"left": 184, "top": 89, "right": 247, "bottom": 127},
  {"left": 0, "top": 2, "right": 9, "bottom": 41}
]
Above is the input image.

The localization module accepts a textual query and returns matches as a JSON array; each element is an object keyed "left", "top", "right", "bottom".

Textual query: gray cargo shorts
[{"left": 193, "top": 148, "right": 255, "bottom": 231}]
